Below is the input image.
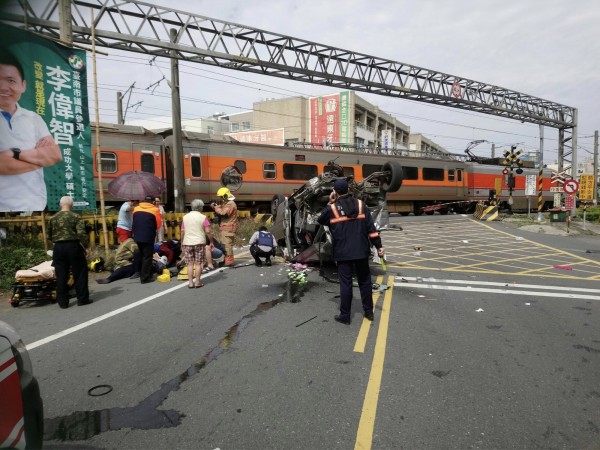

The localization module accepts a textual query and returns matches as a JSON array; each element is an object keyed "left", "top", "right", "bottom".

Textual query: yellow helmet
[{"left": 217, "top": 187, "right": 231, "bottom": 198}]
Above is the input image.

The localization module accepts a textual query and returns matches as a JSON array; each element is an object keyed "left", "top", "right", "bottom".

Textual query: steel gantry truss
[{"left": 0, "top": 0, "right": 577, "bottom": 172}]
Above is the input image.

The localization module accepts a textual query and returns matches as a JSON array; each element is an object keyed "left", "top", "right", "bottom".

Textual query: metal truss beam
[{"left": 1, "top": 0, "right": 576, "bottom": 130}]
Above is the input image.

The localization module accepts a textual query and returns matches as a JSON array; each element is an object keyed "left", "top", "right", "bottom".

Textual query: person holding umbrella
[{"left": 132, "top": 195, "right": 162, "bottom": 284}]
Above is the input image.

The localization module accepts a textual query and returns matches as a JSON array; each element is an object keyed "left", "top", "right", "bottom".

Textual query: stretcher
[{"left": 10, "top": 260, "right": 57, "bottom": 307}]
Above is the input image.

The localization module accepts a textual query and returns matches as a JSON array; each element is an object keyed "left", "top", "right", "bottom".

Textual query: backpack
[{"left": 257, "top": 231, "right": 274, "bottom": 248}]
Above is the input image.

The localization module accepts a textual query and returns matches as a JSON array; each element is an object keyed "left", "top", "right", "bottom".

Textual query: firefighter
[
  {"left": 318, "top": 179, "right": 385, "bottom": 324},
  {"left": 210, "top": 187, "right": 238, "bottom": 266}
]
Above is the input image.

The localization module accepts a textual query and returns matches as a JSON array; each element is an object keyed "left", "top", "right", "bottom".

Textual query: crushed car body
[{"left": 271, "top": 160, "right": 403, "bottom": 263}]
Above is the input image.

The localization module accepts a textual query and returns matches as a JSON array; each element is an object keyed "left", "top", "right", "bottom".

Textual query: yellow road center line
[
  {"left": 354, "top": 275, "right": 383, "bottom": 353},
  {"left": 354, "top": 275, "right": 394, "bottom": 450}
]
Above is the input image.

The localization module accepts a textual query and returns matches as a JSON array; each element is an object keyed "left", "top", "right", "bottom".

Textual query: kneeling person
[
  {"left": 96, "top": 237, "right": 139, "bottom": 284},
  {"left": 249, "top": 226, "right": 276, "bottom": 267}
]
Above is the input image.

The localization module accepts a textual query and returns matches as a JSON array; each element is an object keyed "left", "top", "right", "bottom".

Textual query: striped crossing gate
[
  {"left": 254, "top": 213, "right": 273, "bottom": 226},
  {"left": 473, "top": 203, "right": 499, "bottom": 221}
]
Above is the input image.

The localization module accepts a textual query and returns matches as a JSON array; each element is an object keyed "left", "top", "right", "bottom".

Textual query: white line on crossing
[
  {"left": 397, "top": 277, "right": 600, "bottom": 294},
  {"left": 395, "top": 281, "right": 600, "bottom": 301}
]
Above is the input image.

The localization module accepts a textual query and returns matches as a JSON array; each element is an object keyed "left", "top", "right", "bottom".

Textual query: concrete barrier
[{"left": 473, "top": 204, "right": 499, "bottom": 221}]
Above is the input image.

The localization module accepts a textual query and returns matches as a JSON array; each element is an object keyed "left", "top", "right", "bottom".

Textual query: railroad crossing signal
[
  {"left": 551, "top": 169, "right": 568, "bottom": 185},
  {"left": 502, "top": 146, "right": 524, "bottom": 174}
]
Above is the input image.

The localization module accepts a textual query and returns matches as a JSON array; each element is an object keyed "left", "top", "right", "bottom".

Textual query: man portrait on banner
[{"left": 0, "top": 48, "right": 62, "bottom": 212}]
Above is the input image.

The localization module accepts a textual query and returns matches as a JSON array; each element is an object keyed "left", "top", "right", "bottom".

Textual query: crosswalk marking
[{"left": 394, "top": 277, "right": 600, "bottom": 301}]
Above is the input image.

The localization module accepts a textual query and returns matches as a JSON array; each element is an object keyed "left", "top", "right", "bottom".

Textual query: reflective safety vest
[{"left": 329, "top": 199, "right": 379, "bottom": 240}]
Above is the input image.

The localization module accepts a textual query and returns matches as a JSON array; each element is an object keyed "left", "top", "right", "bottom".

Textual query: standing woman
[
  {"left": 154, "top": 196, "right": 167, "bottom": 243},
  {"left": 181, "top": 199, "right": 214, "bottom": 288}
]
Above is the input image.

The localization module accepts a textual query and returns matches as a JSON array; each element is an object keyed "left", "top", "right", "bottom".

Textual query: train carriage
[{"left": 91, "top": 123, "right": 554, "bottom": 214}]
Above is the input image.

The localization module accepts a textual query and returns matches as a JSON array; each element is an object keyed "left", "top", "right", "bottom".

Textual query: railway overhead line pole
[{"left": 0, "top": 0, "right": 578, "bottom": 201}]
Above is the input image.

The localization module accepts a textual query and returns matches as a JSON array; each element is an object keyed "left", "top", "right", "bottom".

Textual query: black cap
[
  {"left": 333, "top": 179, "right": 349, "bottom": 194},
  {"left": 144, "top": 195, "right": 154, "bottom": 202}
]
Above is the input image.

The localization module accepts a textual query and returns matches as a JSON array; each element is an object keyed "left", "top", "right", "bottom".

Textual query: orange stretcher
[{"left": 10, "top": 260, "right": 57, "bottom": 307}]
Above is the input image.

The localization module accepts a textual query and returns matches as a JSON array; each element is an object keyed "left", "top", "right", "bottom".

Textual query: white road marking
[
  {"left": 27, "top": 270, "right": 221, "bottom": 351},
  {"left": 397, "top": 277, "right": 600, "bottom": 294},
  {"left": 395, "top": 282, "right": 600, "bottom": 301}
]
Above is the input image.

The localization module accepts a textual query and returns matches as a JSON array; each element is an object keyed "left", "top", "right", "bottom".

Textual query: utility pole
[
  {"left": 491, "top": 143, "right": 495, "bottom": 158},
  {"left": 594, "top": 130, "right": 599, "bottom": 206},
  {"left": 116, "top": 91, "right": 124, "bottom": 125},
  {"left": 538, "top": 125, "right": 544, "bottom": 221},
  {"left": 170, "top": 28, "right": 185, "bottom": 212},
  {"left": 58, "top": 0, "right": 72, "bottom": 44}
]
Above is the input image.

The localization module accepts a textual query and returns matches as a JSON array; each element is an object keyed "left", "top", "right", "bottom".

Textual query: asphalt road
[{"left": 2, "top": 215, "right": 600, "bottom": 449}]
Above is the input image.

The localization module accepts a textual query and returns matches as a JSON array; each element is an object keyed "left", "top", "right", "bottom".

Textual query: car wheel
[{"left": 380, "top": 161, "right": 403, "bottom": 193}]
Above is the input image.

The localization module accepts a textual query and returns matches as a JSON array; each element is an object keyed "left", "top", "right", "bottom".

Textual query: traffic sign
[
  {"left": 563, "top": 179, "right": 579, "bottom": 195},
  {"left": 551, "top": 169, "right": 568, "bottom": 185},
  {"left": 525, "top": 175, "right": 536, "bottom": 196},
  {"left": 550, "top": 187, "right": 562, "bottom": 192},
  {"left": 579, "top": 174, "right": 594, "bottom": 201},
  {"left": 451, "top": 80, "right": 462, "bottom": 98}
]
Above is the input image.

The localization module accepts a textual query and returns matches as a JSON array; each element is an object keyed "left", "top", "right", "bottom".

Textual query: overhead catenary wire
[{"left": 86, "top": 53, "right": 590, "bottom": 160}]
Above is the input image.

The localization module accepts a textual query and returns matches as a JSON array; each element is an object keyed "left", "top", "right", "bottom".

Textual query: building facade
[{"left": 224, "top": 91, "right": 415, "bottom": 152}]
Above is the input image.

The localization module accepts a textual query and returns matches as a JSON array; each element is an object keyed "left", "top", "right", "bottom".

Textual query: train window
[
  {"left": 324, "top": 164, "right": 354, "bottom": 178},
  {"left": 234, "top": 160, "right": 247, "bottom": 174},
  {"left": 362, "top": 164, "right": 382, "bottom": 177},
  {"left": 191, "top": 156, "right": 201, "bottom": 177},
  {"left": 448, "top": 170, "right": 455, "bottom": 181},
  {"left": 141, "top": 153, "right": 155, "bottom": 174},
  {"left": 96, "top": 152, "right": 117, "bottom": 173},
  {"left": 457, "top": 169, "right": 463, "bottom": 182},
  {"left": 263, "top": 162, "right": 277, "bottom": 179},
  {"left": 403, "top": 166, "right": 418, "bottom": 180},
  {"left": 283, "top": 163, "right": 318, "bottom": 180},
  {"left": 423, "top": 167, "right": 444, "bottom": 181}
]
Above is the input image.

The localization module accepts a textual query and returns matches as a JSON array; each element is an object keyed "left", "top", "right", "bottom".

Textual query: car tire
[{"left": 380, "top": 161, "right": 403, "bottom": 193}]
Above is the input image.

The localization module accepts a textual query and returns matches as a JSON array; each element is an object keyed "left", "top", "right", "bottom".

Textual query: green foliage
[
  {"left": 577, "top": 206, "right": 600, "bottom": 222},
  {"left": 0, "top": 240, "right": 48, "bottom": 291},
  {"left": 211, "top": 218, "right": 263, "bottom": 247}
]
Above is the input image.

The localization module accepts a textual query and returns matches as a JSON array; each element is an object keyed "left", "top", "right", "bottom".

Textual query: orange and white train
[{"left": 94, "top": 123, "right": 554, "bottom": 214}]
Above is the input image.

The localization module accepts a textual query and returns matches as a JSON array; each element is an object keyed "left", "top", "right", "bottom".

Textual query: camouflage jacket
[
  {"left": 48, "top": 210, "right": 89, "bottom": 247},
  {"left": 114, "top": 238, "right": 138, "bottom": 270}
]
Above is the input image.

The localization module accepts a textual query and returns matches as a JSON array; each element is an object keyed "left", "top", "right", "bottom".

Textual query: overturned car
[{"left": 271, "top": 160, "right": 403, "bottom": 263}]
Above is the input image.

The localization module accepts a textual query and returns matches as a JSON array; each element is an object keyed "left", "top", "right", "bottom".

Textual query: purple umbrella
[{"left": 107, "top": 171, "right": 165, "bottom": 200}]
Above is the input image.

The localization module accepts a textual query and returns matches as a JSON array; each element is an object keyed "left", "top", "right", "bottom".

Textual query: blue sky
[{"left": 85, "top": 0, "right": 599, "bottom": 164}]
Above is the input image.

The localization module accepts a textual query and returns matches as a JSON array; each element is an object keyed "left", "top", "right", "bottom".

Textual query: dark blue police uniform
[{"left": 318, "top": 181, "right": 382, "bottom": 323}]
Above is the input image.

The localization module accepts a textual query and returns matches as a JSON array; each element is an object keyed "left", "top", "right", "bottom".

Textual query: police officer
[
  {"left": 48, "top": 196, "right": 91, "bottom": 309},
  {"left": 210, "top": 187, "right": 238, "bottom": 266},
  {"left": 318, "top": 179, "right": 384, "bottom": 324}
]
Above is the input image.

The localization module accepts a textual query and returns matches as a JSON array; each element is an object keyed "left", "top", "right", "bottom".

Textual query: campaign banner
[
  {"left": 226, "top": 128, "right": 285, "bottom": 146},
  {"left": 309, "top": 92, "right": 350, "bottom": 147},
  {"left": 0, "top": 23, "right": 94, "bottom": 212}
]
